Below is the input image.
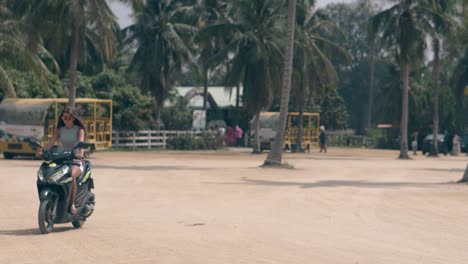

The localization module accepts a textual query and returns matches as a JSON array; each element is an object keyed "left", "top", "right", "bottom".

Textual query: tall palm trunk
[
  {"left": 295, "top": 70, "right": 306, "bottom": 152},
  {"left": 295, "top": 95, "right": 305, "bottom": 153},
  {"left": 0, "top": 67, "right": 16, "bottom": 98},
  {"left": 252, "top": 111, "right": 261, "bottom": 153},
  {"left": 399, "top": 62, "right": 410, "bottom": 159},
  {"left": 68, "top": 23, "right": 79, "bottom": 108},
  {"left": 265, "top": 0, "right": 296, "bottom": 165},
  {"left": 460, "top": 163, "right": 468, "bottom": 183},
  {"left": 236, "top": 84, "right": 240, "bottom": 108},
  {"left": 367, "top": 39, "right": 376, "bottom": 129},
  {"left": 203, "top": 63, "right": 209, "bottom": 110},
  {"left": 430, "top": 38, "right": 441, "bottom": 156}
]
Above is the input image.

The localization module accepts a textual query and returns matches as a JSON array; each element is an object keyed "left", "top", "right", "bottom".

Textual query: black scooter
[{"left": 30, "top": 141, "right": 96, "bottom": 234}]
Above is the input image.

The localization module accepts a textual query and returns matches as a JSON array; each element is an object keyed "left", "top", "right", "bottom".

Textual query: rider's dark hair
[{"left": 57, "top": 106, "right": 86, "bottom": 137}]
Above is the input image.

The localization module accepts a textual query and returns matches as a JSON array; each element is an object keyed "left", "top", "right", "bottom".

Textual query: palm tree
[
  {"left": 125, "top": 0, "right": 198, "bottom": 129},
  {"left": 425, "top": 0, "right": 458, "bottom": 156},
  {"left": 223, "top": 0, "right": 284, "bottom": 153},
  {"left": 21, "top": 0, "right": 119, "bottom": 107},
  {"left": 450, "top": 1, "right": 467, "bottom": 134},
  {"left": 196, "top": 0, "right": 229, "bottom": 110},
  {"left": 264, "top": 0, "right": 296, "bottom": 165},
  {"left": 291, "top": 1, "right": 349, "bottom": 152},
  {"left": 0, "top": 0, "right": 59, "bottom": 99},
  {"left": 371, "top": 0, "right": 432, "bottom": 159}
]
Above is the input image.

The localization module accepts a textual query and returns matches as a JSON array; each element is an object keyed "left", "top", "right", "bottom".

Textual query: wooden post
[
  {"left": 114, "top": 131, "right": 119, "bottom": 146},
  {"left": 148, "top": 130, "right": 151, "bottom": 149},
  {"left": 163, "top": 130, "right": 166, "bottom": 149},
  {"left": 132, "top": 132, "right": 136, "bottom": 150}
]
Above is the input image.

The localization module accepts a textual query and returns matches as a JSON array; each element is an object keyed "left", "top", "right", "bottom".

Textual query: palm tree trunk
[
  {"left": 295, "top": 75, "right": 305, "bottom": 152},
  {"left": 430, "top": 38, "right": 441, "bottom": 157},
  {"left": 236, "top": 84, "right": 240, "bottom": 108},
  {"left": 399, "top": 62, "right": 410, "bottom": 159},
  {"left": 367, "top": 39, "right": 376, "bottom": 129},
  {"left": 0, "top": 67, "right": 16, "bottom": 98},
  {"left": 203, "top": 63, "right": 209, "bottom": 110},
  {"left": 252, "top": 111, "right": 261, "bottom": 153},
  {"left": 459, "top": 163, "right": 468, "bottom": 183},
  {"left": 265, "top": 0, "right": 296, "bottom": 165},
  {"left": 68, "top": 23, "right": 79, "bottom": 108}
]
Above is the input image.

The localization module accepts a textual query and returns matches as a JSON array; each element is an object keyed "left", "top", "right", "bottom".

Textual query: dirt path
[{"left": 0, "top": 148, "right": 467, "bottom": 264}]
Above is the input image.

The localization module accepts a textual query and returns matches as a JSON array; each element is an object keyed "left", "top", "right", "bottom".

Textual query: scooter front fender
[{"left": 39, "top": 189, "right": 57, "bottom": 201}]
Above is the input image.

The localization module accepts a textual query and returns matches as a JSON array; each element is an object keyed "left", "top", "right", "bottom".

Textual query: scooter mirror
[
  {"left": 75, "top": 142, "right": 92, "bottom": 149},
  {"left": 29, "top": 141, "right": 42, "bottom": 150}
]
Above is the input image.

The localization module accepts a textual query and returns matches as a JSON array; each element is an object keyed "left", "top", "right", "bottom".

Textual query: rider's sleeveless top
[{"left": 60, "top": 125, "right": 80, "bottom": 150}]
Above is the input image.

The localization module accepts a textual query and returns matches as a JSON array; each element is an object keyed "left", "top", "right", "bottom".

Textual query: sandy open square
[{"left": 0, "top": 148, "right": 467, "bottom": 264}]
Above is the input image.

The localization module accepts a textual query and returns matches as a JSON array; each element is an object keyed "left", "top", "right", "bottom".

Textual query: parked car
[{"left": 422, "top": 134, "right": 448, "bottom": 155}]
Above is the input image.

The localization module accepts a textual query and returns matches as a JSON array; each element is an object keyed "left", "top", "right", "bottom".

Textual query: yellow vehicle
[
  {"left": 0, "top": 98, "right": 112, "bottom": 159},
  {"left": 284, "top": 112, "right": 320, "bottom": 152},
  {"left": 252, "top": 112, "right": 320, "bottom": 152}
]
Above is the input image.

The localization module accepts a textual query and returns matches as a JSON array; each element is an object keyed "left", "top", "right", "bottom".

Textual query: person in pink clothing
[{"left": 235, "top": 125, "right": 243, "bottom": 147}]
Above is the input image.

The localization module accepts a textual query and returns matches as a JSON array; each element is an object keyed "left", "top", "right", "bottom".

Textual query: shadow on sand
[
  {"left": 93, "top": 165, "right": 214, "bottom": 171},
  {"left": 16, "top": 164, "right": 214, "bottom": 171},
  {"left": 206, "top": 178, "right": 446, "bottom": 189},
  {"left": 0, "top": 226, "right": 75, "bottom": 236}
]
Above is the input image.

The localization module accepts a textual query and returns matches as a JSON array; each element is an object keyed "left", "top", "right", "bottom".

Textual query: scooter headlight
[
  {"left": 37, "top": 170, "right": 44, "bottom": 181},
  {"left": 48, "top": 166, "right": 70, "bottom": 183}
]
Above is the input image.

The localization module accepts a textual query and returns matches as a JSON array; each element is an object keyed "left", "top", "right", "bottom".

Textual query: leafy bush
[
  {"left": 166, "top": 132, "right": 218, "bottom": 150},
  {"left": 161, "top": 93, "right": 193, "bottom": 130},
  {"left": 7, "top": 69, "right": 64, "bottom": 98}
]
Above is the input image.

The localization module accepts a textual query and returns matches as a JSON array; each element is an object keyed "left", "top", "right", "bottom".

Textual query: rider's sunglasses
[{"left": 61, "top": 115, "right": 73, "bottom": 121}]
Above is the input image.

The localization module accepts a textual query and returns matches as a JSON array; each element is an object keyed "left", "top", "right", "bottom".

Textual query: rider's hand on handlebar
[
  {"left": 75, "top": 153, "right": 84, "bottom": 160},
  {"left": 35, "top": 151, "right": 43, "bottom": 158}
]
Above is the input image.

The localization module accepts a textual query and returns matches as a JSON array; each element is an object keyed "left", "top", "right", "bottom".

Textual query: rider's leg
[{"left": 70, "top": 165, "right": 82, "bottom": 214}]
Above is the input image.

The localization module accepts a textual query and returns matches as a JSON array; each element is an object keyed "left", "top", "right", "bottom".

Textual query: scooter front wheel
[
  {"left": 38, "top": 200, "right": 55, "bottom": 234},
  {"left": 72, "top": 219, "right": 85, "bottom": 228}
]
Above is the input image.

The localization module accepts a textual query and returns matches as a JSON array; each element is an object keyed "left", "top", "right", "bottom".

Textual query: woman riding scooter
[{"left": 37, "top": 107, "right": 85, "bottom": 215}]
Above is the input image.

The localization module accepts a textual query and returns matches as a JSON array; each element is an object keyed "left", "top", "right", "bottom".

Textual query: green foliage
[
  {"left": 64, "top": 69, "right": 152, "bottom": 131},
  {"left": 161, "top": 94, "right": 193, "bottom": 130},
  {"left": 320, "top": 88, "right": 348, "bottom": 130},
  {"left": 125, "top": 0, "right": 198, "bottom": 124},
  {"left": 6, "top": 69, "right": 64, "bottom": 98},
  {"left": 166, "top": 132, "right": 218, "bottom": 150},
  {"left": 90, "top": 69, "right": 152, "bottom": 131}
]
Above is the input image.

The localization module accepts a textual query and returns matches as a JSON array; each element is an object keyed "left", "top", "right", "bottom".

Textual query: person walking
[
  {"left": 235, "top": 125, "right": 243, "bottom": 147},
  {"left": 411, "top": 131, "right": 418, "bottom": 155},
  {"left": 452, "top": 133, "right": 461, "bottom": 156},
  {"left": 319, "top": 125, "right": 327, "bottom": 153}
]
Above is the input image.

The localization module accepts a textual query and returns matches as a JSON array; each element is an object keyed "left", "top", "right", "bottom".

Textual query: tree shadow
[
  {"left": 286, "top": 156, "right": 366, "bottom": 161},
  {"left": 242, "top": 179, "right": 444, "bottom": 189},
  {"left": 93, "top": 165, "right": 214, "bottom": 171},
  {"left": 0, "top": 226, "right": 74, "bottom": 236},
  {"left": 415, "top": 168, "right": 465, "bottom": 173},
  {"left": 205, "top": 178, "right": 446, "bottom": 189}
]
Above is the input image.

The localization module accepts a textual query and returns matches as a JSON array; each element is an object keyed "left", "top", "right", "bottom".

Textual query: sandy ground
[{"left": 0, "top": 147, "right": 467, "bottom": 264}]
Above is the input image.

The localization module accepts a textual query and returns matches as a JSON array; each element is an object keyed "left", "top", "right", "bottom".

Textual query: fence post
[
  {"left": 114, "top": 131, "right": 119, "bottom": 146},
  {"left": 132, "top": 131, "right": 136, "bottom": 150},
  {"left": 163, "top": 130, "right": 166, "bottom": 149},
  {"left": 148, "top": 130, "right": 151, "bottom": 149}
]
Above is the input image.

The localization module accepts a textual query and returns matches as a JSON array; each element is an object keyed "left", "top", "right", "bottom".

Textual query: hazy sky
[{"left": 109, "top": 0, "right": 356, "bottom": 28}]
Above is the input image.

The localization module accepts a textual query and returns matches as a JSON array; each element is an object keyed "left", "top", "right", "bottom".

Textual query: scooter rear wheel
[{"left": 38, "top": 200, "right": 55, "bottom": 234}]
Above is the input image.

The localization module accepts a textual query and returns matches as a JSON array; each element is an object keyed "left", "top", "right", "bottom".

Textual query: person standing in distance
[{"left": 319, "top": 125, "right": 327, "bottom": 153}]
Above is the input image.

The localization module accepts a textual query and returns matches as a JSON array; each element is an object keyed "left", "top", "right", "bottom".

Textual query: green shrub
[{"left": 166, "top": 132, "right": 218, "bottom": 150}]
